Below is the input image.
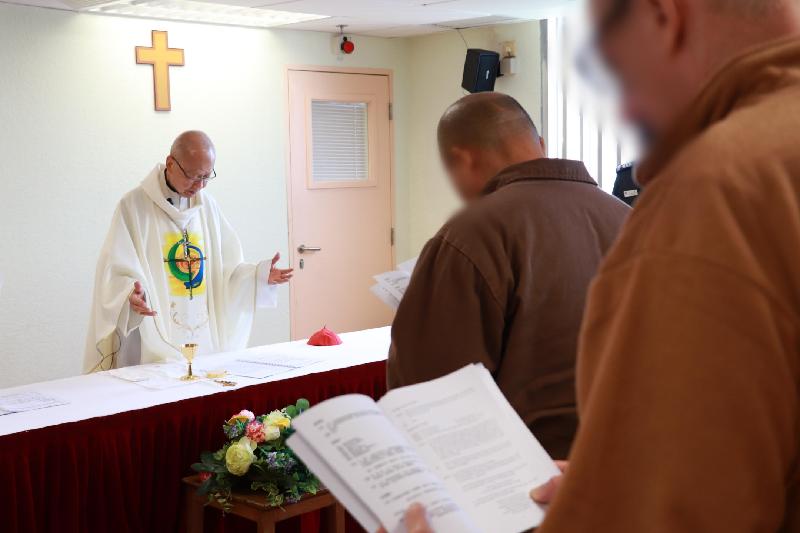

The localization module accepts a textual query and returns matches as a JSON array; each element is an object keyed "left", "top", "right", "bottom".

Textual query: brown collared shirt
[
  {"left": 388, "top": 159, "right": 630, "bottom": 458},
  {"left": 540, "top": 37, "right": 800, "bottom": 533}
]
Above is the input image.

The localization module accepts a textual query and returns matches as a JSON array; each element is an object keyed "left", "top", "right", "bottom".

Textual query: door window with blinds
[{"left": 307, "top": 97, "right": 377, "bottom": 189}]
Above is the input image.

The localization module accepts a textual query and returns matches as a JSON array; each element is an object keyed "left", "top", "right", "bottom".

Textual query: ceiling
[{"left": 1, "top": 0, "right": 580, "bottom": 37}]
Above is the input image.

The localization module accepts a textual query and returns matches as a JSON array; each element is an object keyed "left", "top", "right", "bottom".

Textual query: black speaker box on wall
[{"left": 461, "top": 48, "right": 501, "bottom": 93}]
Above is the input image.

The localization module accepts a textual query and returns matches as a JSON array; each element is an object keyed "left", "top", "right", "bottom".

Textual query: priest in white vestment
[{"left": 84, "top": 131, "right": 292, "bottom": 372}]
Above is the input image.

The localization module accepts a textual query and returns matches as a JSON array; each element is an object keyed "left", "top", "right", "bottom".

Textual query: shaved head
[
  {"left": 170, "top": 130, "right": 216, "bottom": 161},
  {"left": 165, "top": 130, "right": 216, "bottom": 198},
  {"left": 436, "top": 93, "right": 546, "bottom": 202},
  {"left": 438, "top": 92, "right": 540, "bottom": 153},
  {"left": 590, "top": 0, "right": 800, "bottom": 141}
]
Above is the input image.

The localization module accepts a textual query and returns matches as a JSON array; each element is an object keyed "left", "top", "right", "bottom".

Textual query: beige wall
[
  {"left": 0, "top": 3, "right": 412, "bottom": 387},
  {"left": 405, "top": 21, "right": 543, "bottom": 255},
  {"left": 0, "top": 2, "right": 543, "bottom": 387}
]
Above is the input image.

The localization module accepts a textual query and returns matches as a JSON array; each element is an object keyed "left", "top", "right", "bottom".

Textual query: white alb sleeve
[
  {"left": 255, "top": 260, "right": 279, "bottom": 309},
  {"left": 117, "top": 288, "right": 146, "bottom": 336}
]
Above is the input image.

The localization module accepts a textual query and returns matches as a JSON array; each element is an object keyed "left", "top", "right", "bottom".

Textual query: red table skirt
[{"left": 0, "top": 361, "right": 386, "bottom": 533}]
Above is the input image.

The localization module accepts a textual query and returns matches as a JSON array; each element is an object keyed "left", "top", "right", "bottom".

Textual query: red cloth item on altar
[{"left": 307, "top": 327, "right": 343, "bottom": 346}]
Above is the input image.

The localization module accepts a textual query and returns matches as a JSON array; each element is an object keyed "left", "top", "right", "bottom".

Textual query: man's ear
[
  {"left": 646, "top": 0, "right": 686, "bottom": 55},
  {"left": 449, "top": 145, "right": 474, "bottom": 169},
  {"left": 539, "top": 136, "right": 547, "bottom": 154}
]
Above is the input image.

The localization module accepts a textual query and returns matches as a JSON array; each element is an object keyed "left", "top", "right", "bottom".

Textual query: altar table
[{"left": 0, "top": 327, "right": 390, "bottom": 533}]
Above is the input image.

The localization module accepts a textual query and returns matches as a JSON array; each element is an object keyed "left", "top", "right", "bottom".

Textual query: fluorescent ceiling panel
[
  {"left": 252, "top": 0, "right": 486, "bottom": 24},
  {"left": 415, "top": 0, "right": 582, "bottom": 18},
  {"left": 86, "top": 0, "right": 329, "bottom": 28}
]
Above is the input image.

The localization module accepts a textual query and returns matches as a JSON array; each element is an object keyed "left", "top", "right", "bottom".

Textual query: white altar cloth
[{"left": 0, "top": 327, "right": 390, "bottom": 437}]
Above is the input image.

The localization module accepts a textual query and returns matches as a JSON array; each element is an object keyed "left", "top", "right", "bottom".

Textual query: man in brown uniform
[
  {"left": 387, "top": 93, "right": 629, "bottom": 459},
  {"left": 531, "top": 0, "right": 800, "bottom": 531}
]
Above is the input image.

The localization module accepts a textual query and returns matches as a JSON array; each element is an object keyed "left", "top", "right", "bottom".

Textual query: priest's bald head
[
  {"left": 438, "top": 93, "right": 546, "bottom": 202},
  {"left": 165, "top": 130, "right": 217, "bottom": 198}
]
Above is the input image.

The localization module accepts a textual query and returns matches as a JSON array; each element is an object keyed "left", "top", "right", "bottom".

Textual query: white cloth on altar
[
  {"left": 1, "top": 327, "right": 390, "bottom": 437},
  {"left": 84, "top": 163, "right": 277, "bottom": 372}
]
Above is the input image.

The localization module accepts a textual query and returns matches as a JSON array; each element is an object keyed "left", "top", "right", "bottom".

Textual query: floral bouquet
[{"left": 191, "top": 398, "right": 320, "bottom": 511}]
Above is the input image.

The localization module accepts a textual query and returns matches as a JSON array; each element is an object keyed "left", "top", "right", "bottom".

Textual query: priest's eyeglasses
[{"left": 172, "top": 157, "right": 217, "bottom": 183}]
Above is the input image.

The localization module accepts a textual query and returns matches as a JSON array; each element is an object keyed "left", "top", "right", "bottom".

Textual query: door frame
[{"left": 284, "top": 65, "right": 397, "bottom": 339}]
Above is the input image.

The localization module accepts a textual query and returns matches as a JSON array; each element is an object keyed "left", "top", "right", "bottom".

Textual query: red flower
[
  {"left": 199, "top": 472, "right": 212, "bottom": 482},
  {"left": 246, "top": 420, "right": 267, "bottom": 443}
]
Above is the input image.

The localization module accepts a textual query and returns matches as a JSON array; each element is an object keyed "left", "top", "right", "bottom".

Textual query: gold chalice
[{"left": 180, "top": 343, "right": 199, "bottom": 381}]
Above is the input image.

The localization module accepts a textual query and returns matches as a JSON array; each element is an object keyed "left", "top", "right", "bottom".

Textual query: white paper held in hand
[
  {"left": 287, "top": 364, "right": 559, "bottom": 533},
  {"left": 370, "top": 257, "right": 418, "bottom": 310}
]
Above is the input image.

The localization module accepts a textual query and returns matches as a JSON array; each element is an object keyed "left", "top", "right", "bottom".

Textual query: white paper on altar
[
  {"left": 107, "top": 364, "right": 217, "bottom": 390},
  {"left": 0, "top": 391, "right": 68, "bottom": 415},
  {"left": 237, "top": 355, "right": 323, "bottom": 368},
  {"left": 225, "top": 362, "right": 293, "bottom": 379},
  {"left": 226, "top": 354, "right": 324, "bottom": 379}
]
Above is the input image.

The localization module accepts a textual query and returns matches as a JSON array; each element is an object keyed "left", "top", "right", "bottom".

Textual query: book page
[
  {"left": 397, "top": 257, "right": 418, "bottom": 275},
  {"left": 379, "top": 365, "right": 560, "bottom": 533},
  {"left": 288, "top": 394, "right": 478, "bottom": 533},
  {"left": 370, "top": 283, "right": 401, "bottom": 311},
  {"left": 373, "top": 270, "right": 411, "bottom": 301}
]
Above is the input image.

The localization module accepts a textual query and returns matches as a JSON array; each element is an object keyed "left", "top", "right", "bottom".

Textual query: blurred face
[
  {"left": 440, "top": 145, "right": 487, "bottom": 203},
  {"left": 165, "top": 150, "right": 215, "bottom": 197},
  {"left": 589, "top": 0, "right": 692, "bottom": 143}
]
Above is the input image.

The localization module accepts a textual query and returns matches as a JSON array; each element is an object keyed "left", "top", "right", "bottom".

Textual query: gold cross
[{"left": 136, "top": 30, "right": 184, "bottom": 111}]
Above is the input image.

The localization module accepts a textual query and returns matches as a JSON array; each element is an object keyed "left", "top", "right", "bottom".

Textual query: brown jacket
[
  {"left": 540, "top": 38, "right": 800, "bottom": 532},
  {"left": 388, "top": 159, "right": 630, "bottom": 459}
]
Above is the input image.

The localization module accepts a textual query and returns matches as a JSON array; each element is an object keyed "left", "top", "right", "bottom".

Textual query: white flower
[{"left": 263, "top": 424, "right": 281, "bottom": 442}]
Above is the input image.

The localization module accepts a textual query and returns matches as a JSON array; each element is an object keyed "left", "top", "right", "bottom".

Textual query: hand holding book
[
  {"left": 287, "top": 364, "right": 561, "bottom": 533},
  {"left": 377, "top": 461, "right": 569, "bottom": 533}
]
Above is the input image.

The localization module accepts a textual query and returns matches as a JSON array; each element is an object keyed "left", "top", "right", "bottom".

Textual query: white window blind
[
  {"left": 311, "top": 100, "right": 369, "bottom": 183},
  {"left": 544, "top": 17, "right": 639, "bottom": 193}
]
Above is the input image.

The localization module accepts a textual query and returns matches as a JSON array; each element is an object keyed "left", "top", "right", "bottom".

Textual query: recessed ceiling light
[{"left": 86, "top": 0, "right": 329, "bottom": 28}]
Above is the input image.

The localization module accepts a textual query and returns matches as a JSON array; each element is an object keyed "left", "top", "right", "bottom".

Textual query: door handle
[{"left": 297, "top": 244, "right": 322, "bottom": 254}]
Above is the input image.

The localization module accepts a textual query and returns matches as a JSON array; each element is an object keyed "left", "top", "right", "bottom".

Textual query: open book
[
  {"left": 287, "top": 364, "right": 559, "bottom": 533},
  {"left": 369, "top": 257, "right": 417, "bottom": 310}
]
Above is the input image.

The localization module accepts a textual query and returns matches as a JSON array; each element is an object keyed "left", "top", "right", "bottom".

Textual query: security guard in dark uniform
[{"left": 612, "top": 162, "right": 641, "bottom": 206}]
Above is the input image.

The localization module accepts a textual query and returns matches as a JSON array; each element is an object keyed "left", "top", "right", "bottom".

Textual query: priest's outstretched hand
[
  {"left": 129, "top": 281, "right": 157, "bottom": 317},
  {"left": 267, "top": 252, "right": 293, "bottom": 285}
]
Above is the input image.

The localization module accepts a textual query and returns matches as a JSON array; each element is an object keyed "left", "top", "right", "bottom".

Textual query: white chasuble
[{"left": 84, "top": 164, "right": 277, "bottom": 372}]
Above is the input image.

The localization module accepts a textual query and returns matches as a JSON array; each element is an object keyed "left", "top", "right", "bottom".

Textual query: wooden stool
[{"left": 183, "top": 475, "right": 346, "bottom": 533}]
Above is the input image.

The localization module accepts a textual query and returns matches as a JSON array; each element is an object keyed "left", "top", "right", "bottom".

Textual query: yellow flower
[
  {"left": 225, "top": 437, "right": 256, "bottom": 476},
  {"left": 265, "top": 410, "right": 291, "bottom": 430}
]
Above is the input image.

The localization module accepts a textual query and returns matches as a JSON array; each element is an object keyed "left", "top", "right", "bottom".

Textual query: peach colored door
[{"left": 287, "top": 68, "right": 395, "bottom": 340}]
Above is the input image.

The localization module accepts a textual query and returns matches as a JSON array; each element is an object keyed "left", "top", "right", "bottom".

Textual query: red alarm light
[{"left": 340, "top": 36, "right": 355, "bottom": 54}]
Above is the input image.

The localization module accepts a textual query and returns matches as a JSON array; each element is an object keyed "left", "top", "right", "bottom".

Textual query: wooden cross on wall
[{"left": 136, "top": 30, "right": 184, "bottom": 111}]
